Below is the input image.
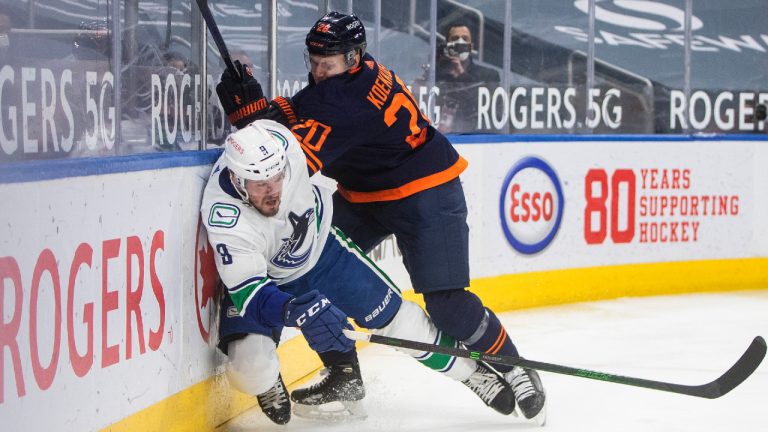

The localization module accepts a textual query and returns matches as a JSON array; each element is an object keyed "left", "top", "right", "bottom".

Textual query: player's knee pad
[
  {"left": 374, "top": 300, "right": 432, "bottom": 342},
  {"left": 423, "top": 289, "right": 487, "bottom": 341},
  {"left": 225, "top": 334, "right": 280, "bottom": 396},
  {"left": 373, "top": 300, "right": 476, "bottom": 381}
]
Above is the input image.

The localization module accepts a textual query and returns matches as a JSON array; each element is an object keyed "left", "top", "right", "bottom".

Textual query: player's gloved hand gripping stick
[
  {"left": 196, "top": 0, "right": 297, "bottom": 129},
  {"left": 285, "top": 290, "right": 355, "bottom": 353},
  {"left": 216, "top": 61, "right": 269, "bottom": 128},
  {"left": 215, "top": 63, "right": 298, "bottom": 129}
]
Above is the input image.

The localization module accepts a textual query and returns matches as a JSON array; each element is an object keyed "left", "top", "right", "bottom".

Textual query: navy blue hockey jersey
[{"left": 289, "top": 54, "right": 467, "bottom": 203}]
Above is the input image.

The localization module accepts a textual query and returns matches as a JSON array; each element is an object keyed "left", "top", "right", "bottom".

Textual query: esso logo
[{"left": 499, "top": 156, "right": 564, "bottom": 254}]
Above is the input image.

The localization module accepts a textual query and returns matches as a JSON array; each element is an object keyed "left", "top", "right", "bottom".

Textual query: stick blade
[{"left": 705, "top": 336, "right": 767, "bottom": 398}]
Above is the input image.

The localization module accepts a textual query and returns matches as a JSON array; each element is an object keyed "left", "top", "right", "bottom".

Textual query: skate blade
[
  {"left": 516, "top": 404, "right": 547, "bottom": 427},
  {"left": 292, "top": 400, "right": 367, "bottom": 422}
]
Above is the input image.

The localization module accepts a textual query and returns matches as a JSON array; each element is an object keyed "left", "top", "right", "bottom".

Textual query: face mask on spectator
[{"left": 445, "top": 38, "right": 470, "bottom": 61}]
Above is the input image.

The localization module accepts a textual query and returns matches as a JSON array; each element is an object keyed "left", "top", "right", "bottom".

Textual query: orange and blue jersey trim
[{"left": 335, "top": 156, "right": 468, "bottom": 203}]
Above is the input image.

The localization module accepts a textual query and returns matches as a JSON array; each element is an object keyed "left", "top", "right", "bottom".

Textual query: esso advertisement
[
  {"left": 499, "top": 156, "right": 564, "bottom": 254},
  {"left": 460, "top": 139, "right": 758, "bottom": 278}
]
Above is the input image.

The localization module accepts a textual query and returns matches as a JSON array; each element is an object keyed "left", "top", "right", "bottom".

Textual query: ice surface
[{"left": 221, "top": 290, "right": 768, "bottom": 431}]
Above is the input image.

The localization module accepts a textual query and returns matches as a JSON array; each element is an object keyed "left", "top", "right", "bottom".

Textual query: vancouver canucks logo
[{"left": 271, "top": 208, "right": 315, "bottom": 269}]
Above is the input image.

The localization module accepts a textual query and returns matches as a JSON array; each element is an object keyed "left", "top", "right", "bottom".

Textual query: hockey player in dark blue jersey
[{"left": 216, "top": 11, "right": 546, "bottom": 423}]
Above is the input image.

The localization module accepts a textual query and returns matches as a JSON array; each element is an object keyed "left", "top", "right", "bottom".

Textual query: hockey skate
[
  {"left": 290, "top": 362, "right": 367, "bottom": 422},
  {"left": 461, "top": 362, "right": 516, "bottom": 415},
  {"left": 506, "top": 366, "right": 547, "bottom": 426},
  {"left": 256, "top": 374, "right": 291, "bottom": 425}
]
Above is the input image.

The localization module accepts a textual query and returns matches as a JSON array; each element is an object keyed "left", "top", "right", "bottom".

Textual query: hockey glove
[
  {"left": 263, "top": 96, "right": 298, "bottom": 127},
  {"left": 216, "top": 60, "right": 268, "bottom": 129},
  {"left": 283, "top": 290, "right": 354, "bottom": 353}
]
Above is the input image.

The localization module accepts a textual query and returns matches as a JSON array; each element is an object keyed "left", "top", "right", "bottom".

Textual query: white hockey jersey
[{"left": 200, "top": 121, "right": 333, "bottom": 316}]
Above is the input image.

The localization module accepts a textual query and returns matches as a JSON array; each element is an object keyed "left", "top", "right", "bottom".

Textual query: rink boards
[{"left": 1, "top": 136, "right": 766, "bottom": 431}]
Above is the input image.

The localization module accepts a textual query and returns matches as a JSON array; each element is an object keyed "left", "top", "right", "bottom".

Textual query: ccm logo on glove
[
  {"left": 282, "top": 290, "right": 354, "bottom": 353},
  {"left": 291, "top": 297, "right": 331, "bottom": 327}
]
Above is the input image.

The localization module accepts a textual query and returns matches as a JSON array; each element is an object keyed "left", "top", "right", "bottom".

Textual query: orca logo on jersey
[
  {"left": 271, "top": 208, "right": 316, "bottom": 269},
  {"left": 499, "top": 156, "right": 564, "bottom": 254}
]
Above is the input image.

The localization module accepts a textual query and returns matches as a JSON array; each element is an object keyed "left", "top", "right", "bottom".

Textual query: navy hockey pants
[
  {"left": 332, "top": 177, "right": 470, "bottom": 294},
  {"left": 217, "top": 227, "right": 402, "bottom": 352}
]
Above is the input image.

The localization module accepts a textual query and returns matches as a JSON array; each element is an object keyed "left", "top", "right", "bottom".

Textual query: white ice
[{"left": 221, "top": 290, "right": 768, "bottom": 432}]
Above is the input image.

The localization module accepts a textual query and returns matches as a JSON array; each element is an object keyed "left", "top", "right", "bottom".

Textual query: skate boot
[
  {"left": 290, "top": 362, "right": 367, "bottom": 421},
  {"left": 506, "top": 366, "right": 547, "bottom": 425},
  {"left": 256, "top": 374, "right": 291, "bottom": 425},
  {"left": 461, "top": 362, "right": 516, "bottom": 415}
]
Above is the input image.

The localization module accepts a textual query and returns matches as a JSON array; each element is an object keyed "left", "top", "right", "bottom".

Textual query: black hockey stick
[
  {"left": 194, "top": 0, "right": 240, "bottom": 80},
  {"left": 343, "top": 330, "right": 766, "bottom": 399}
]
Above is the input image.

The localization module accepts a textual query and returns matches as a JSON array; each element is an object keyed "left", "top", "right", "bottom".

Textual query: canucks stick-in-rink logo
[
  {"left": 499, "top": 156, "right": 564, "bottom": 255},
  {"left": 271, "top": 208, "right": 315, "bottom": 268}
]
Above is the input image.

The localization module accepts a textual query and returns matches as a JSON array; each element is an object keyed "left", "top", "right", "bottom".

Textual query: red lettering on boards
[{"left": 0, "top": 231, "right": 167, "bottom": 404}]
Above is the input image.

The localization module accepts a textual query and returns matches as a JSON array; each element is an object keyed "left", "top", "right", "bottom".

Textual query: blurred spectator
[
  {"left": 164, "top": 50, "right": 188, "bottom": 72},
  {"left": 436, "top": 23, "right": 500, "bottom": 133},
  {"left": 437, "top": 24, "right": 499, "bottom": 83},
  {"left": 0, "top": 5, "right": 12, "bottom": 63},
  {"left": 72, "top": 20, "right": 111, "bottom": 61}
]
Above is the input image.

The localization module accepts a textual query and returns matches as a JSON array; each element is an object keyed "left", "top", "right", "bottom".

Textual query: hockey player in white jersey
[{"left": 201, "top": 120, "right": 520, "bottom": 424}]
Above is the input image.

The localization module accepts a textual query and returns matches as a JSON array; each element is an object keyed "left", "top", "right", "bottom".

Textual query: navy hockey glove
[
  {"left": 264, "top": 96, "right": 298, "bottom": 127},
  {"left": 283, "top": 290, "right": 354, "bottom": 353},
  {"left": 216, "top": 60, "right": 268, "bottom": 129}
]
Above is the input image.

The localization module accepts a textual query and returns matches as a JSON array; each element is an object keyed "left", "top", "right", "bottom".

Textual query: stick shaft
[
  {"left": 346, "top": 330, "right": 765, "bottom": 399},
  {"left": 194, "top": 0, "right": 238, "bottom": 77}
]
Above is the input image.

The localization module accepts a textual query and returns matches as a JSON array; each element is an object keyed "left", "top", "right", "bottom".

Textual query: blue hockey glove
[
  {"left": 216, "top": 60, "right": 268, "bottom": 128},
  {"left": 283, "top": 290, "right": 354, "bottom": 353}
]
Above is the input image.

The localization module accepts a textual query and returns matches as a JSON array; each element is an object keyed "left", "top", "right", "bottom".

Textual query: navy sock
[
  {"left": 424, "top": 289, "right": 519, "bottom": 373},
  {"left": 463, "top": 309, "right": 518, "bottom": 373}
]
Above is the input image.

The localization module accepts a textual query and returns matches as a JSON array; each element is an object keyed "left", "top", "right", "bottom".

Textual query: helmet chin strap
[
  {"left": 344, "top": 50, "right": 356, "bottom": 68},
  {"left": 230, "top": 174, "right": 252, "bottom": 206}
]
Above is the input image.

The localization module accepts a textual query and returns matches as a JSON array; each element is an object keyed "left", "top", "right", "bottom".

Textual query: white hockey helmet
[{"left": 224, "top": 121, "right": 289, "bottom": 202}]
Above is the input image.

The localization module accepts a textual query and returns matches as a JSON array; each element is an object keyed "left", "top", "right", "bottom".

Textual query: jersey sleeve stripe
[
  {"left": 228, "top": 275, "right": 269, "bottom": 293},
  {"left": 336, "top": 156, "right": 468, "bottom": 203},
  {"left": 228, "top": 277, "right": 272, "bottom": 316}
]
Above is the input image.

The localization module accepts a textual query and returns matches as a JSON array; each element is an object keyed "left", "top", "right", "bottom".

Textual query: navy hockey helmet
[{"left": 305, "top": 12, "right": 367, "bottom": 62}]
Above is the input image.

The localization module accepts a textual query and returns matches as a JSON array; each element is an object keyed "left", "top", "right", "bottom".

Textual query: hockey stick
[
  {"left": 343, "top": 330, "right": 766, "bottom": 399},
  {"left": 194, "top": 0, "right": 240, "bottom": 79}
]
